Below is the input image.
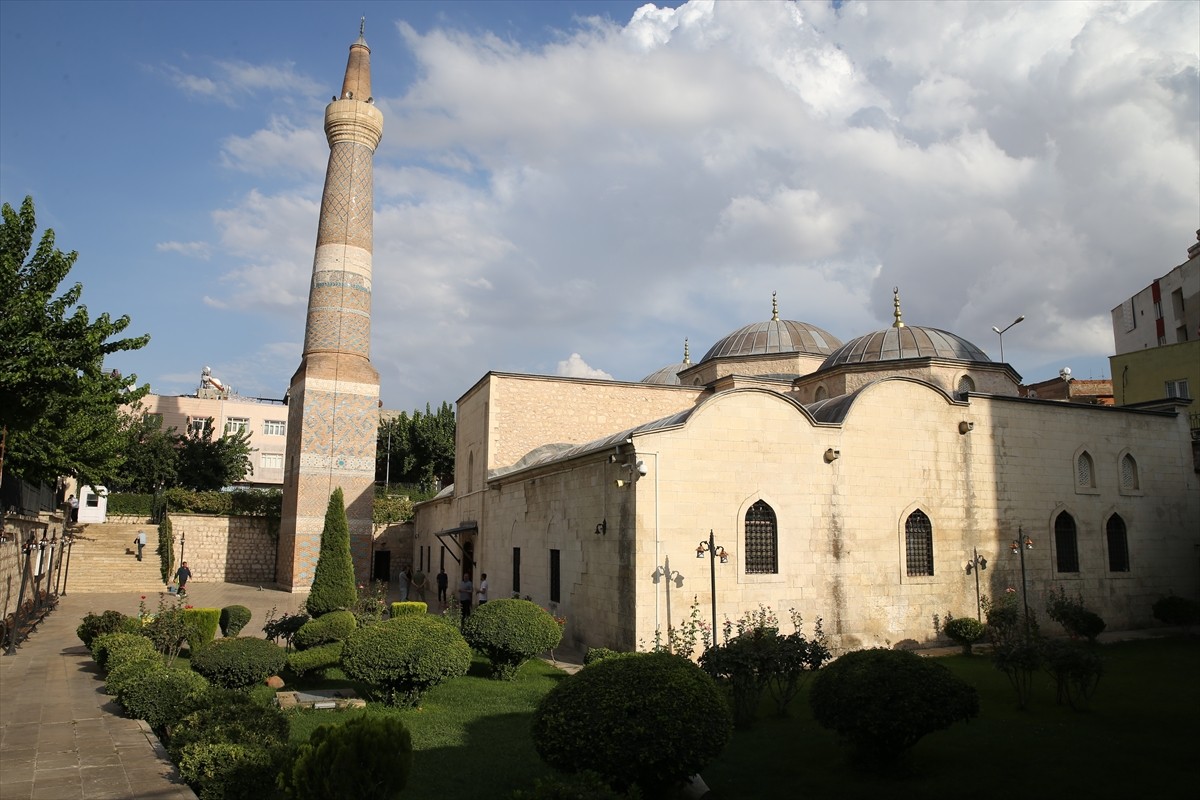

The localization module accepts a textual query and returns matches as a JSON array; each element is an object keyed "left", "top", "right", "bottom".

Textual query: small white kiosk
[{"left": 77, "top": 485, "right": 108, "bottom": 524}]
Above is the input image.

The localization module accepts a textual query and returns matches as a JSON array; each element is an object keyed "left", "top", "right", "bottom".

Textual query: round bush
[
  {"left": 341, "top": 615, "right": 471, "bottom": 707},
  {"left": 943, "top": 616, "right": 986, "bottom": 654},
  {"left": 809, "top": 648, "right": 979, "bottom": 764},
  {"left": 106, "top": 654, "right": 166, "bottom": 701},
  {"left": 91, "top": 632, "right": 153, "bottom": 671},
  {"left": 78, "top": 611, "right": 141, "bottom": 649},
  {"left": 287, "top": 641, "right": 344, "bottom": 677},
  {"left": 184, "top": 608, "right": 222, "bottom": 652},
  {"left": 286, "top": 714, "right": 412, "bottom": 800},
  {"left": 167, "top": 689, "right": 290, "bottom": 762},
  {"left": 190, "top": 636, "right": 287, "bottom": 690},
  {"left": 122, "top": 667, "right": 210, "bottom": 730},
  {"left": 293, "top": 610, "right": 357, "bottom": 651},
  {"left": 531, "top": 651, "right": 732, "bottom": 794},
  {"left": 220, "top": 605, "right": 253, "bottom": 637},
  {"left": 1153, "top": 595, "right": 1200, "bottom": 626},
  {"left": 461, "top": 598, "right": 564, "bottom": 680},
  {"left": 583, "top": 647, "right": 624, "bottom": 666},
  {"left": 178, "top": 741, "right": 287, "bottom": 800}
]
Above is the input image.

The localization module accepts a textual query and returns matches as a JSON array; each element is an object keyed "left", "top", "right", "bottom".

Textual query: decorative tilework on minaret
[{"left": 277, "top": 23, "right": 383, "bottom": 591}]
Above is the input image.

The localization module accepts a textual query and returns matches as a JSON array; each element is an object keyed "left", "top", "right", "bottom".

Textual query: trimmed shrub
[
  {"left": 220, "top": 605, "right": 252, "bottom": 637},
  {"left": 143, "top": 598, "right": 195, "bottom": 666},
  {"left": 532, "top": 651, "right": 732, "bottom": 794},
  {"left": 1153, "top": 595, "right": 1200, "bottom": 626},
  {"left": 1041, "top": 639, "right": 1103, "bottom": 710},
  {"left": 305, "top": 488, "right": 357, "bottom": 617},
  {"left": 390, "top": 601, "right": 428, "bottom": 618},
  {"left": 462, "top": 598, "right": 564, "bottom": 680},
  {"left": 285, "top": 714, "right": 412, "bottom": 800},
  {"left": 77, "top": 610, "right": 140, "bottom": 649},
  {"left": 122, "top": 667, "right": 210, "bottom": 730},
  {"left": 190, "top": 637, "right": 287, "bottom": 690},
  {"left": 106, "top": 653, "right": 166, "bottom": 701},
  {"left": 809, "top": 648, "right": 979, "bottom": 766},
  {"left": 167, "top": 689, "right": 290, "bottom": 762},
  {"left": 1045, "top": 586, "right": 1106, "bottom": 643},
  {"left": 184, "top": 608, "right": 222, "bottom": 652},
  {"left": 341, "top": 615, "right": 471, "bottom": 707},
  {"left": 583, "top": 647, "right": 624, "bottom": 665},
  {"left": 943, "top": 615, "right": 987, "bottom": 655},
  {"left": 91, "top": 631, "right": 153, "bottom": 672},
  {"left": 293, "top": 610, "right": 357, "bottom": 651},
  {"left": 177, "top": 741, "right": 288, "bottom": 800},
  {"left": 262, "top": 610, "right": 309, "bottom": 651},
  {"left": 287, "top": 642, "right": 345, "bottom": 676}
]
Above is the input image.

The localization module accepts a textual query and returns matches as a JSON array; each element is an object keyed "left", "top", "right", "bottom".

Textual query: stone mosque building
[
  {"left": 414, "top": 289, "right": 1199, "bottom": 653},
  {"left": 285, "top": 29, "right": 1198, "bottom": 654}
]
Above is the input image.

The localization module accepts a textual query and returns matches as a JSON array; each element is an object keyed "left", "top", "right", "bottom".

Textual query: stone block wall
[
  {"left": 168, "top": 515, "right": 276, "bottom": 584},
  {"left": 0, "top": 514, "right": 62, "bottom": 620}
]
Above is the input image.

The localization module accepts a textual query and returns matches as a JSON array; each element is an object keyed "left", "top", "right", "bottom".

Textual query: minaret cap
[{"left": 340, "top": 18, "right": 372, "bottom": 101}]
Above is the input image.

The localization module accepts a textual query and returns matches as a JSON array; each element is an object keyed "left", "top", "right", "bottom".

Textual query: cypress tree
[{"left": 306, "top": 488, "right": 357, "bottom": 617}]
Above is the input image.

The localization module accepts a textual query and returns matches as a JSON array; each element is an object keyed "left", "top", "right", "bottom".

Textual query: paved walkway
[{"left": 0, "top": 582, "right": 585, "bottom": 800}]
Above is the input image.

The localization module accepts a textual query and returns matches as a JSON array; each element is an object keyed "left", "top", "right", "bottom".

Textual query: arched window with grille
[
  {"left": 1106, "top": 514, "right": 1130, "bottom": 572},
  {"left": 905, "top": 509, "right": 934, "bottom": 576},
  {"left": 1076, "top": 452, "right": 1095, "bottom": 489},
  {"left": 744, "top": 500, "right": 778, "bottom": 574},
  {"left": 1055, "top": 511, "right": 1079, "bottom": 573},
  {"left": 1120, "top": 454, "right": 1139, "bottom": 491},
  {"left": 957, "top": 375, "right": 975, "bottom": 396}
]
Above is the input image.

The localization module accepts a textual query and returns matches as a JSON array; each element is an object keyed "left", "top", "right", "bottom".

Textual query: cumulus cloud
[
  {"left": 556, "top": 353, "right": 614, "bottom": 380},
  {"left": 156, "top": 240, "right": 211, "bottom": 259},
  {"left": 192, "top": 0, "right": 1197, "bottom": 409},
  {"left": 162, "top": 60, "right": 321, "bottom": 105}
]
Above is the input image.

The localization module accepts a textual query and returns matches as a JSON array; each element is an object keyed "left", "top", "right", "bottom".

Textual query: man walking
[
  {"left": 134, "top": 530, "right": 147, "bottom": 561},
  {"left": 175, "top": 561, "right": 192, "bottom": 597}
]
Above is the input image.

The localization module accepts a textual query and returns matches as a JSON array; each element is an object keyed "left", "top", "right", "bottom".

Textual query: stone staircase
[{"left": 63, "top": 523, "right": 170, "bottom": 594}]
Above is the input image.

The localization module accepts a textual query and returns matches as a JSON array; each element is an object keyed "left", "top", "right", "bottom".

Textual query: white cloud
[
  {"left": 556, "top": 353, "right": 614, "bottom": 380},
  {"left": 155, "top": 240, "right": 211, "bottom": 259},
  {"left": 163, "top": 59, "right": 321, "bottom": 104}
]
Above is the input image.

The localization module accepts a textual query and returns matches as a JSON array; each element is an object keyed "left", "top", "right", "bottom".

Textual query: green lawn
[{"left": 280, "top": 637, "right": 1199, "bottom": 799}]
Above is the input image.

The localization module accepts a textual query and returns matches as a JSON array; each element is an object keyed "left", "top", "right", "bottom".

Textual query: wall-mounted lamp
[
  {"left": 824, "top": 448, "right": 840, "bottom": 463},
  {"left": 958, "top": 421, "right": 974, "bottom": 434},
  {"left": 594, "top": 520, "right": 607, "bottom": 536},
  {"left": 615, "top": 479, "right": 628, "bottom": 488}
]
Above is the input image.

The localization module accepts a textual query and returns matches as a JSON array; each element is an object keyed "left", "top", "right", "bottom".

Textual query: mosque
[{"left": 413, "top": 289, "right": 1199, "bottom": 653}]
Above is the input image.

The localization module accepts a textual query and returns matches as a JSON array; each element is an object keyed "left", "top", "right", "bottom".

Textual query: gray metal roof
[
  {"left": 700, "top": 319, "right": 842, "bottom": 362},
  {"left": 821, "top": 326, "right": 990, "bottom": 368}
]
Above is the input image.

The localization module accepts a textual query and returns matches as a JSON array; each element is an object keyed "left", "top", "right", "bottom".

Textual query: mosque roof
[
  {"left": 699, "top": 293, "right": 842, "bottom": 363},
  {"left": 642, "top": 340, "right": 693, "bottom": 385},
  {"left": 820, "top": 288, "right": 990, "bottom": 368}
]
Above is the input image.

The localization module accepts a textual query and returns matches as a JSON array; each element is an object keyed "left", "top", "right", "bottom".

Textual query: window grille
[
  {"left": 1055, "top": 512, "right": 1079, "bottom": 573},
  {"left": 1106, "top": 515, "right": 1130, "bottom": 572},
  {"left": 1076, "top": 452, "right": 1093, "bottom": 487},
  {"left": 1120, "top": 454, "right": 1138, "bottom": 490},
  {"left": 957, "top": 375, "right": 975, "bottom": 395},
  {"left": 744, "top": 500, "right": 778, "bottom": 574},
  {"left": 905, "top": 510, "right": 934, "bottom": 576}
]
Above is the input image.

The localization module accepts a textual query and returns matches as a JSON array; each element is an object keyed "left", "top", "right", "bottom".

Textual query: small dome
[
  {"left": 642, "top": 339, "right": 692, "bottom": 385},
  {"left": 700, "top": 293, "right": 842, "bottom": 362},
  {"left": 821, "top": 326, "right": 991, "bottom": 368}
]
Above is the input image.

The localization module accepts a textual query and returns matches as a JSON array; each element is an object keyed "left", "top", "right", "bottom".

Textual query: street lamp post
[
  {"left": 964, "top": 547, "right": 988, "bottom": 621},
  {"left": 696, "top": 529, "right": 728, "bottom": 644},
  {"left": 1010, "top": 528, "right": 1034, "bottom": 633},
  {"left": 991, "top": 314, "right": 1025, "bottom": 363}
]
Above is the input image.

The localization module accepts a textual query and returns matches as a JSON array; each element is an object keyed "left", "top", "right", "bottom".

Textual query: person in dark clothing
[
  {"left": 175, "top": 562, "right": 192, "bottom": 596},
  {"left": 436, "top": 568, "right": 449, "bottom": 606}
]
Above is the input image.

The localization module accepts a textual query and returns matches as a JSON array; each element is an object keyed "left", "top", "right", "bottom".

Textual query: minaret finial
[
  {"left": 892, "top": 286, "right": 905, "bottom": 328},
  {"left": 360, "top": 17, "right": 366, "bottom": 37},
  {"left": 771, "top": 291, "right": 779, "bottom": 321},
  {"left": 683, "top": 338, "right": 691, "bottom": 366}
]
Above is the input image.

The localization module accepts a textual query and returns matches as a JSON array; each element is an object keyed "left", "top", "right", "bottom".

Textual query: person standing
[
  {"left": 458, "top": 573, "right": 474, "bottom": 618},
  {"left": 436, "top": 568, "right": 449, "bottom": 606},
  {"left": 476, "top": 572, "right": 489, "bottom": 607},
  {"left": 398, "top": 566, "right": 411, "bottom": 601},
  {"left": 68, "top": 494, "right": 79, "bottom": 523},
  {"left": 134, "top": 530, "right": 147, "bottom": 561},
  {"left": 412, "top": 569, "right": 427, "bottom": 602},
  {"left": 175, "top": 561, "right": 192, "bottom": 597}
]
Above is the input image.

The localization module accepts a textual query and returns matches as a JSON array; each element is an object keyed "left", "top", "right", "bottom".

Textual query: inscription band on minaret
[{"left": 278, "top": 22, "right": 383, "bottom": 590}]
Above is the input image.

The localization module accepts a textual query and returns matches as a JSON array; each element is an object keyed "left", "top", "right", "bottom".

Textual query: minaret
[{"left": 277, "top": 21, "right": 383, "bottom": 591}]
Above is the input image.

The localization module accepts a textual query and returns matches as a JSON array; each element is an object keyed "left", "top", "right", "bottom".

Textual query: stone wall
[
  {"left": 0, "top": 514, "right": 64, "bottom": 620},
  {"left": 168, "top": 515, "right": 276, "bottom": 585}
]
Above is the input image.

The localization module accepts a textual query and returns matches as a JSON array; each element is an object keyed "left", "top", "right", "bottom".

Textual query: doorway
[{"left": 373, "top": 550, "right": 391, "bottom": 583}]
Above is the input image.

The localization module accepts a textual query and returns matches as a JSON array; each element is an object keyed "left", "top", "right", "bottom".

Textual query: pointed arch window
[
  {"left": 1120, "top": 454, "right": 1139, "bottom": 491},
  {"left": 814, "top": 385, "right": 828, "bottom": 402},
  {"left": 1106, "top": 514, "right": 1130, "bottom": 572},
  {"left": 905, "top": 510, "right": 934, "bottom": 577},
  {"left": 1076, "top": 452, "right": 1095, "bottom": 488},
  {"left": 744, "top": 501, "right": 778, "bottom": 574},
  {"left": 1055, "top": 511, "right": 1079, "bottom": 573}
]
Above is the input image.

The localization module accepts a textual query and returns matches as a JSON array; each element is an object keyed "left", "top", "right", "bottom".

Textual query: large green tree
[
  {"left": 174, "top": 419, "right": 254, "bottom": 491},
  {"left": 108, "top": 406, "right": 179, "bottom": 493},
  {"left": 377, "top": 401, "right": 455, "bottom": 490},
  {"left": 1, "top": 196, "right": 150, "bottom": 486}
]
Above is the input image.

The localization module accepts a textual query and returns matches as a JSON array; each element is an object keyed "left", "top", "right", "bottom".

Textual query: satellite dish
[{"left": 1059, "top": 367, "right": 1073, "bottom": 382}]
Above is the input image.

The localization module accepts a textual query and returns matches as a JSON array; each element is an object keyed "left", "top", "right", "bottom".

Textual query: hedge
[
  {"left": 390, "top": 601, "right": 428, "bottom": 618},
  {"left": 293, "top": 611, "right": 357, "bottom": 651},
  {"left": 341, "top": 615, "right": 471, "bottom": 707},
  {"left": 77, "top": 610, "right": 141, "bottom": 649},
  {"left": 184, "top": 608, "right": 222, "bottom": 652},
  {"left": 287, "top": 642, "right": 345, "bottom": 677},
  {"left": 190, "top": 637, "right": 287, "bottom": 690},
  {"left": 91, "top": 632, "right": 154, "bottom": 672},
  {"left": 220, "top": 605, "right": 252, "bottom": 637},
  {"left": 286, "top": 715, "right": 412, "bottom": 800},
  {"left": 122, "top": 667, "right": 210, "bottom": 730},
  {"left": 462, "top": 598, "right": 563, "bottom": 680}
]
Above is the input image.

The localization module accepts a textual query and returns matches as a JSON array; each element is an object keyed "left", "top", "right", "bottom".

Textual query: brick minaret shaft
[{"left": 277, "top": 24, "right": 383, "bottom": 591}]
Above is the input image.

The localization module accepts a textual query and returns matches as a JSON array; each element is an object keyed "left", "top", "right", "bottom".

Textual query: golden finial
[
  {"left": 682, "top": 338, "right": 691, "bottom": 366},
  {"left": 892, "top": 286, "right": 905, "bottom": 328},
  {"left": 771, "top": 291, "right": 779, "bottom": 321}
]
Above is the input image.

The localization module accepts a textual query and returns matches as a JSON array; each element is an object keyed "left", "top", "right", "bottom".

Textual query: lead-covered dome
[
  {"left": 642, "top": 340, "right": 693, "bottom": 385},
  {"left": 700, "top": 294, "right": 842, "bottom": 362},
  {"left": 820, "top": 288, "right": 990, "bottom": 368}
]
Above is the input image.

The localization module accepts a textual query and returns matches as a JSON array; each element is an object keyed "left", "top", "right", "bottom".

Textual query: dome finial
[
  {"left": 360, "top": 16, "right": 366, "bottom": 37},
  {"left": 892, "top": 286, "right": 905, "bottom": 328},
  {"left": 683, "top": 338, "right": 691, "bottom": 366},
  {"left": 771, "top": 291, "right": 779, "bottom": 321}
]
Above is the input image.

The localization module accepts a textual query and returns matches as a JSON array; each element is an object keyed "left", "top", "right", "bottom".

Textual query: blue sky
[{"left": 2, "top": 0, "right": 1197, "bottom": 412}]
